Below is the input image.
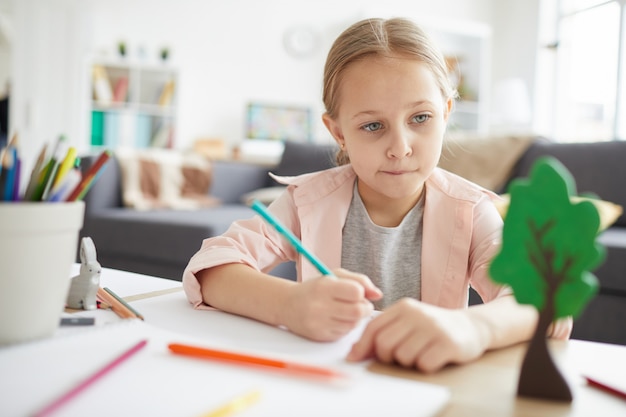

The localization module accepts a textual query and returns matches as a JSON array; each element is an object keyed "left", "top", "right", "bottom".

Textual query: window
[{"left": 539, "top": 0, "right": 625, "bottom": 141}]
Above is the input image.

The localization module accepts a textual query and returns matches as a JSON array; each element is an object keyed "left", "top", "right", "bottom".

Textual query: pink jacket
[
  {"left": 184, "top": 165, "right": 508, "bottom": 308},
  {"left": 183, "top": 165, "right": 572, "bottom": 338}
]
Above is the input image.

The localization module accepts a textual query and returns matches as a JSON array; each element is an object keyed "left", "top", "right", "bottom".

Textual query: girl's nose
[{"left": 387, "top": 129, "right": 413, "bottom": 159}]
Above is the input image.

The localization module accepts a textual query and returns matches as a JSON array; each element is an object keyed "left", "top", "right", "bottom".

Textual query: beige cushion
[
  {"left": 438, "top": 133, "right": 536, "bottom": 191},
  {"left": 116, "top": 148, "right": 220, "bottom": 210},
  {"left": 494, "top": 194, "right": 623, "bottom": 232}
]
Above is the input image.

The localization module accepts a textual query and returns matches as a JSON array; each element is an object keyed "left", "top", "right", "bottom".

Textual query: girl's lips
[{"left": 382, "top": 170, "right": 411, "bottom": 175}]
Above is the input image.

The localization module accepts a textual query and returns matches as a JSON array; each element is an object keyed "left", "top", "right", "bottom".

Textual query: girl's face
[{"left": 323, "top": 55, "right": 451, "bottom": 211}]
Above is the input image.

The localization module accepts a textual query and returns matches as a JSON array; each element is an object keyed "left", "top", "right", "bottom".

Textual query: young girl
[{"left": 183, "top": 17, "right": 571, "bottom": 372}]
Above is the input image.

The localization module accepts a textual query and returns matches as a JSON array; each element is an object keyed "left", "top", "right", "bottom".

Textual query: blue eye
[
  {"left": 413, "top": 114, "right": 430, "bottom": 123},
  {"left": 362, "top": 122, "right": 383, "bottom": 132}
]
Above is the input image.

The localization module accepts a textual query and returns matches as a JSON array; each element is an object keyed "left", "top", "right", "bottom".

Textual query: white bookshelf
[
  {"left": 88, "top": 59, "right": 178, "bottom": 149},
  {"left": 424, "top": 21, "right": 491, "bottom": 134}
]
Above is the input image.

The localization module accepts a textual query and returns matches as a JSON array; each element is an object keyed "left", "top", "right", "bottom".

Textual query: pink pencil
[{"left": 33, "top": 339, "right": 147, "bottom": 417}]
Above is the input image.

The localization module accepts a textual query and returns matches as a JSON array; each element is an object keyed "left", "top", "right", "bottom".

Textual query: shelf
[{"left": 88, "top": 60, "right": 178, "bottom": 149}]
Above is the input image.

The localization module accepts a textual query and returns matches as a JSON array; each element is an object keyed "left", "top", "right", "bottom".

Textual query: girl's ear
[
  {"left": 322, "top": 113, "right": 345, "bottom": 147},
  {"left": 443, "top": 98, "right": 454, "bottom": 122}
]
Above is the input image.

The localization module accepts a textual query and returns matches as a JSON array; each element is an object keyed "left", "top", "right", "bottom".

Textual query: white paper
[{"left": 1, "top": 310, "right": 449, "bottom": 417}]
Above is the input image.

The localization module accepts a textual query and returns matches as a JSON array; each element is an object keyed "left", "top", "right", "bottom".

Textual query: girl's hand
[
  {"left": 281, "top": 268, "right": 382, "bottom": 342},
  {"left": 347, "top": 298, "right": 490, "bottom": 372}
]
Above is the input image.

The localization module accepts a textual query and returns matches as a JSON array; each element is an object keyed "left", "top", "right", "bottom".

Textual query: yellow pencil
[
  {"left": 200, "top": 390, "right": 261, "bottom": 417},
  {"left": 53, "top": 146, "right": 77, "bottom": 188}
]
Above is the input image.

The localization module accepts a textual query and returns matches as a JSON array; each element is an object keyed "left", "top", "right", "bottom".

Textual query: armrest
[{"left": 210, "top": 160, "right": 272, "bottom": 204}]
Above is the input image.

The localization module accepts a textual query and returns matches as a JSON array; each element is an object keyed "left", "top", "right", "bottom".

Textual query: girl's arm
[{"left": 197, "top": 264, "right": 382, "bottom": 342}]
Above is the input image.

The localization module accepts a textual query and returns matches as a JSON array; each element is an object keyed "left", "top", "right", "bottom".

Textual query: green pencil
[{"left": 103, "top": 287, "right": 144, "bottom": 320}]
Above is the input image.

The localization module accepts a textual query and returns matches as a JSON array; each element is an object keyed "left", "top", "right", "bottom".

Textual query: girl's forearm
[
  {"left": 197, "top": 263, "right": 295, "bottom": 327},
  {"left": 467, "top": 296, "right": 539, "bottom": 351}
]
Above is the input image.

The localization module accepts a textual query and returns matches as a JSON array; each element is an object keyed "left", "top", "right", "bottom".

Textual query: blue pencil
[
  {"left": 2, "top": 147, "right": 15, "bottom": 201},
  {"left": 250, "top": 199, "right": 333, "bottom": 276}
]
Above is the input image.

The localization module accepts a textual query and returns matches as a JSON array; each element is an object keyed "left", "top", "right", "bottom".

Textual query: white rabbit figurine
[{"left": 66, "top": 237, "right": 101, "bottom": 310}]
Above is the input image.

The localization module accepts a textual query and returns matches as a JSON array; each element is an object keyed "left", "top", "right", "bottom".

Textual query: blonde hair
[{"left": 323, "top": 17, "right": 457, "bottom": 165}]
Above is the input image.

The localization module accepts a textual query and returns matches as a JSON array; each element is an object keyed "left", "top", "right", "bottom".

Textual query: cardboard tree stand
[{"left": 490, "top": 156, "right": 605, "bottom": 402}]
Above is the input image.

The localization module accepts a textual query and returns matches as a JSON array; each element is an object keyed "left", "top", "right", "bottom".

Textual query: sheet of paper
[
  {"left": 131, "top": 290, "right": 367, "bottom": 368},
  {"left": 1, "top": 319, "right": 449, "bottom": 417}
]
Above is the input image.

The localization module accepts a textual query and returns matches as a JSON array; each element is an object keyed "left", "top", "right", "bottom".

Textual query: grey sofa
[
  {"left": 79, "top": 138, "right": 626, "bottom": 345},
  {"left": 78, "top": 141, "right": 337, "bottom": 281},
  {"left": 502, "top": 139, "right": 626, "bottom": 345}
]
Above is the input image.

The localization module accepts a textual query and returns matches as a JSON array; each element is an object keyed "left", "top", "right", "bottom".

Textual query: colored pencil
[
  {"left": 584, "top": 375, "right": 626, "bottom": 400},
  {"left": 6, "top": 133, "right": 20, "bottom": 201},
  {"left": 250, "top": 199, "right": 333, "bottom": 275},
  {"left": 11, "top": 155, "right": 20, "bottom": 201},
  {"left": 32, "top": 339, "right": 147, "bottom": 417},
  {"left": 65, "top": 149, "right": 111, "bottom": 202},
  {"left": 23, "top": 143, "right": 48, "bottom": 200},
  {"left": 52, "top": 145, "right": 77, "bottom": 188},
  {"left": 46, "top": 167, "right": 82, "bottom": 202},
  {"left": 200, "top": 390, "right": 262, "bottom": 417},
  {"left": 168, "top": 342, "right": 347, "bottom": 380},
  {"left": 0, "top": 146, "right": 12, "bottom": 201},
  {"left": 103, "top": 287, "right": 144, "bottom": 320},
  {"left": 30, "top": 137, "right": 64, "bottom": 201},
  {"left": 96, "top": 287, "right": 137, "bottom": 320}
]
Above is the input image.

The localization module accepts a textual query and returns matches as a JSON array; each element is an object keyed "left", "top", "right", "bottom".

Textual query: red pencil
[
  {"left": 33, "top": 339, "right": 147, "bottom": 417},
  {"left": 584, "top": 375, "right": 626, "bottom": 400},
  {"left": 65, "top": 149, "right": 111, "bottom": 201},
  {"left": 168, "top": 342, "right": 347, "bottom": 380}
]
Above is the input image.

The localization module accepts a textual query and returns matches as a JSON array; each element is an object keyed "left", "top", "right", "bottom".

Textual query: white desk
[
  {"left": 1, "top": 267, "right": 625, "bottom": 417},
  {"left": 1, "top": 267, "right": 449, "bottom": 417}
]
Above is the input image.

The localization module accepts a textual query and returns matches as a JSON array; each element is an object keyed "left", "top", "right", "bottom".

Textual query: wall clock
[{"left": 283, "top": 26, "right": 319, "bottom": 58}]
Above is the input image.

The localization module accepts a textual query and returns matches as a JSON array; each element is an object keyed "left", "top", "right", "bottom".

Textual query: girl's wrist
[
  {"left": 466, "top": 309, "right": 494, "bottom": 353},
  {"left": 272, "top": 280, "right": 298, "bottom": 329}
]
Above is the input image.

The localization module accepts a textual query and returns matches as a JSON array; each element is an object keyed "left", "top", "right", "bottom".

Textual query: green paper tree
[{"left": 489, "top": 156, "right": 604, "bottom": 402}]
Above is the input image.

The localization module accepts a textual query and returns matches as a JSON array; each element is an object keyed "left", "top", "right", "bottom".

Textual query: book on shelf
[
  {"left": 157, "top": 79, "right": 175, "bottom": 107},
  {"left": 136, "top": 114, "right": 152, "bottom": 148},
  {"left": 92, "top": 65, "right": 113, "bottom": 105},
  {"left": 91, "top": 111, "right": 105, "bottom": 147},
  {"left": 112, "top": 76, "right": 129, "bottom": 103},
  {"left": 118, "top": 113, "right": 136, "bottom": 148},
  {"left": 104, "top": 112, "right": 120, "bottom": 148}
]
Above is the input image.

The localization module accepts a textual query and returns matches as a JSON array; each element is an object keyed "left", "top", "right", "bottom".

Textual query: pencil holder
[{"left": 0, "top": 201, "right": 84, "bottom": 345}]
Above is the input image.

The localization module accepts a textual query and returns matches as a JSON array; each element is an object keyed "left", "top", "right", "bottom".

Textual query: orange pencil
[
  {"left": 168, "top": 343, "right": 347, "bottom": 380},
  {"left": 96, "top": 287, "right": 136, "bottom": 320},
  {"left": 65, "top": 149, "right": 111, "bottom": 201}
]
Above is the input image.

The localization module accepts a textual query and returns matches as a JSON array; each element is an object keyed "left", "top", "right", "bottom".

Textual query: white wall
[
  {"left": 9, "top": 0, "right": 553, "bottom": 175},
  {"left": 490, "top": 0, "right": 540, "bottom": 131},
  {"left": 0, "top": 2, "right": 11, "bottom": 97},
  {"left": 86, "top": 0, "right": 494, "bottom": 148}
]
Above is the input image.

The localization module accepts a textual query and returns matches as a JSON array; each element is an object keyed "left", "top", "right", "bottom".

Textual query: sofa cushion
[
  {"left": 271, "top": 141, "right": 337, "bottom": 184},
  {"left": 210, "top": 160, "right": 272, "bottom": 204},
  {"left": 494, "top": 194, "right": 623, "bottom": 232},
  {"left": 115, "top": 148, "right": 219, "bottom": 210},
  {"left": 597, "top": 229, "right": 626, "bottom": 293},
  {"left": 439, "top": 133, "right": 536, "bottom": 192},
  {"left": 510, "top": 140, "right": 626, "bottom": 226}
]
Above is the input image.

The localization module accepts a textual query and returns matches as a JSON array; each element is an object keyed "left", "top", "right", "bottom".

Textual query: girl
[{"left": 183, "top": 17, "right": 571, "bottom": 372}]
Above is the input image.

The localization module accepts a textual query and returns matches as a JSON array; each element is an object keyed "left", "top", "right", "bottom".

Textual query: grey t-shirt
[{"left": 341, "top": 184, "right": 424, "bottom": 310}]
